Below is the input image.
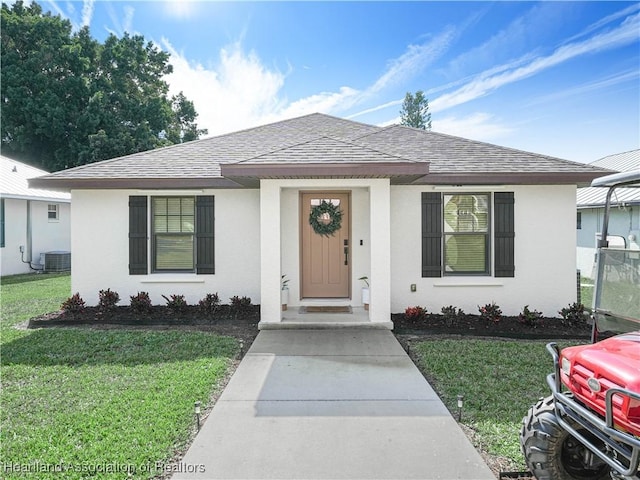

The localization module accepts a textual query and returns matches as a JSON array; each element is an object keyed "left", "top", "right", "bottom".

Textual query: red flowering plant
[
  {"left": 404, "top": 306, "right": 427, "bottom": 324},
  {"left": 478, "top": 302, "right": 502, "bottom": 323}
]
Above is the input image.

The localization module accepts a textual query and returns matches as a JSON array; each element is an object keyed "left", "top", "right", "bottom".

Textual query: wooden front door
[{"left": 300, "top": 192, "right": 351, "bottom": 298}]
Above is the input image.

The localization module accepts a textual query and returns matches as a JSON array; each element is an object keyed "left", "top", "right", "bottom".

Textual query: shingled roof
[{"left": 30, "top": 113, "right": 608, "bottom": 190}]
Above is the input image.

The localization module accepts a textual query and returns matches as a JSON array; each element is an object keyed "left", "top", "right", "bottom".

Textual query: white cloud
[
  {"left": 431, "top": 12, "right": 640, "bottom": 112},
  {"left": 347, "top": 99, "right": 404, "bottom": 120},
  {"left": 564, "top": 3, "right": 640, "bottom": 43},
  {"left": 81, "top": 0, "right": 94, "bottom": 28},
  {"left": 104, "top": 3, "right": 135, "bottom": 37},
  {"left": 524, "top": 69, "right": 640, "bottom": 107},
  {"left": 376, "top": 112, "right": 513, "bottom": 143},
  {"left": 367, "top": 27, "right": 456, "bottom": 95},
  {"left": 278, "top": 87, "right": 360, "bottom": 120},
  {"left": 163, "top": 40, "right": 288, "bottom": 135},
  {"left": 432, "top": 113, "right": 513, "bottom": 141}
]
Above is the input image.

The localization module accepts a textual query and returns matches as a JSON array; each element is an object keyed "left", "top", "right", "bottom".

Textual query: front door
[{"left": 300, "top": 192, "right": 351, "bottom": 298}]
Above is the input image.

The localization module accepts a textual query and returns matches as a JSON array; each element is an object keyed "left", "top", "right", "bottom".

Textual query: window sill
[
  {"left": 140, "top": 276, "right": 205, "bottom": 284},
  {"left": 433, "top": 279, "right": 504, "bottom": 287}
]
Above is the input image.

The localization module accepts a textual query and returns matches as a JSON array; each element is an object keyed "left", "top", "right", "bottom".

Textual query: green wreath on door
[{"left": 309, "top": 201, "right": 343, "bottom": 237}]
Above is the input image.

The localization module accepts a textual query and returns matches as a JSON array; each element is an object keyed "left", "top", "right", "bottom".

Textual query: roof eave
[
  {"left": 28, "top": 177, "right": 244, "bottom": 191},
  {"left": 412, "top": 171, "right": 608, "bottom": 186}
]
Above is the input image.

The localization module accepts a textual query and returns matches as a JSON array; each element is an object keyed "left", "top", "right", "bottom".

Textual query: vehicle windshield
[{"left": 592, "top": 171, "right": 640, "bottom": 336}]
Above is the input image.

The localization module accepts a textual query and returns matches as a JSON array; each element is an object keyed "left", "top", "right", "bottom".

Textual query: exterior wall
[
  {"left": 70, "top": 189, "right": 260, "bottom": 306},
  {"left": 577, "top": 206, "right": 640, "bottom": 279},
  {"left": 390, "top": 185, "right": 578, "bottom": 317},
  {"left": 0, "top": 198, "right": 71, "bottom": 276}
]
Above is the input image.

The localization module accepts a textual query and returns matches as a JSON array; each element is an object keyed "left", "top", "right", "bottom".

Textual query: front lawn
[
  {"left": 1, "top": 273, "right": 239, "bottom": 479},
  {"left": 411, "top": 337, "right": 586, "bottom": 472}
]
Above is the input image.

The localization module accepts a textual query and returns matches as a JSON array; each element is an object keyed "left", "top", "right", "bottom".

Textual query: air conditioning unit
[{"left": 43, "top": 251, "right": 71, "bottom": 272}]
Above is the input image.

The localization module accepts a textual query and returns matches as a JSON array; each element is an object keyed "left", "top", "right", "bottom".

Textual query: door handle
[{"left": 344, "top": 239, "right": 349, "bottom": 266}]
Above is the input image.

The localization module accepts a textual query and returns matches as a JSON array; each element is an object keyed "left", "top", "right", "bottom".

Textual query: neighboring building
[
  {"left": 0, "top": 156, "right": 71, "bottom": 276},
  {"left": 31, "top": 114, "right": 607, "bottom": 326},
  {"left": 577, "top": 149, "right": 640, "bottom": 279}
]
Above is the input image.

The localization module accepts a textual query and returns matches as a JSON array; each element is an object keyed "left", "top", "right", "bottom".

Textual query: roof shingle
[{"left": 30, "top": 113, "right": 609, "bottom": 189}]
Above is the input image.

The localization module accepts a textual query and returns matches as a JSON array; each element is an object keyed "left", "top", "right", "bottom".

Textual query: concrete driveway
[{"left": 172, "top": 329, "right": 495, "bottom": 479}]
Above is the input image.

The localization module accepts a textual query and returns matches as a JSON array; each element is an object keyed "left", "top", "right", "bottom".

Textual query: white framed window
[
  {"left": 152, "top": 197, "right": 195, "bottom": 272},
  {"left": 443, "top": 193, "right": 490, "bottom": 275},
  {"left": 48, "top": 204, "right": 59, "bottom": 221}
]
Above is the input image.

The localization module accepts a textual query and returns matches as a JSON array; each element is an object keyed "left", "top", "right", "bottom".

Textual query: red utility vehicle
[{"left": 521, "top": 170, "right": 640, "bottom": 480}]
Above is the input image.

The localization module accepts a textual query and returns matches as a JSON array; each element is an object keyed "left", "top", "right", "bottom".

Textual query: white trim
[
  {"left": 431, "top": 185, "right": 508, "bottom": 192},
  {"left": 136, "top": 190, "right": 204, "bottom": 195},
  {"left": 433, "top": 281, "right": 504, "bottom": 287},
  {"left": 0, "top": 194, "right": 71, "bottom": 203},
  {"left": 140, "top": 277, "right": 205, "bottom": 284}
]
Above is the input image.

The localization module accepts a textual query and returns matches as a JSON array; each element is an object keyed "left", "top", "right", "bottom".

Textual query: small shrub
[
  {"left": 404, "top": 306, "right": 427, "bottom": 323},
  {"left": 199, "top": 293, "right": 221, "bottom": 315},
  {"left": 162, "top": 294, "right": 188, "bottom": 312},
  {"left": 478, "top": 302, "right": 502, "bottom": 323},
  {"left": 230, "top": 296, "right": 252, "bottom": 315},
  {"left": 441, "top": 305, "right": 464, "bottom": 327},
  {"left": 130, "top": 291, "right": 152, "bottom": 313},
  {"left": 559, "top": 302, "right": 588, "bottom": 327},
  {"left": 98, "top": 288, "right": 120, "bottom": 311},
  {"left": 61, "top": 293, "right": 86, "bottom": 313},
  {"left": 518, "top": 305, "right": 543, "bottom": 327}
]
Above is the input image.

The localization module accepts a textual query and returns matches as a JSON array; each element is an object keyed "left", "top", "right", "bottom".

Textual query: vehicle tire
[{"left": 520, "top": 395, "right": 610, "bottom": 480}]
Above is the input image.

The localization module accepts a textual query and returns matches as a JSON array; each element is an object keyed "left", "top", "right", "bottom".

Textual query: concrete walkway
[{"left": 172, "top": 329, "right": 495, "bottom": 480}]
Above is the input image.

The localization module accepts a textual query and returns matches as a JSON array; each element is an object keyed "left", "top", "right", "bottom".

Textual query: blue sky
[{"left": 36, "top": 1, "right": 640, "bottom": 162}]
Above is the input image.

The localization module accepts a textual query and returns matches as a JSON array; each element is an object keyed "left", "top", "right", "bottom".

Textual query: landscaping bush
[
  {"left": 130, "top": 291, "right": 152, "bottom": 313},
  {"left": 478, "top": 302, "right": 502, "bottom": 323},
  {"left": 559, "top": 302, "right": 588, "bottom": 327},
  {"left": 518, "top": 305, "right": 543, "bottom": 327},
  {"left": 199, "top": 293, "right": 221, "bottom": 315},
  {"left": 230, "top": 296, "right": 252, "bottom": 315},
  {"left": 441, "top": 305, "right": 464, "bottom": 327},
  {"left": 404, "top": 306, "right": 427, "bottom": 323},
  {"left": 98, "top": 288, "right": 120, "bottom": 311},
  {"left": 61, "top": 293, "right": 86, "bottom": 314},
  {"left": 162, "top": 294, "right": 188, "bottom": 312}
]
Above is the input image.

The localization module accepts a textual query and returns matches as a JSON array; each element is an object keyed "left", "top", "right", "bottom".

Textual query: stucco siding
[
  {"left": 390, "top": 185, "right": 578, "bottom": 317},
  {"left": 1, "top": 198, "right": 71, "bottom": 276},
  {"left": 71, "top": 189, "right": 260, "bottom": 306}
]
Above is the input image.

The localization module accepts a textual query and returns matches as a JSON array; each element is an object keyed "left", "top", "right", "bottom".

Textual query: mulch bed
[
  {"left": 28, "top": 307, "right": 591, "bottom": 353},
  {"left": 392, "top": 312, "right": 591, "bottom": 340},
  {"left": 28, "top": 305, "right": 262, "bottom": 352}
]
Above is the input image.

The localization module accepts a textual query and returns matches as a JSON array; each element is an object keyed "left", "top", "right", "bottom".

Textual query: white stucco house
[
  {"left": 1, "top": 156, "right": 71, "bottom": 276},
  {"left": 31, "top": 113, "right": 607, "bottom": 328},
  {"left": 577, "top": 149, "right": 640, "bottom": 279}
]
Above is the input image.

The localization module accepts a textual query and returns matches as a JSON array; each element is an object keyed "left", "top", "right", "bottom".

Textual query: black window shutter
[
  {"left": 128, "top": 196, "right": 148, "bottom": 275},
  {"left": 196, "top": 196, "right": 215, "bottom": 274},
  {"left": 422, "top": 192, "right": 442, "bottom": 277},
  {"left": 494, "top": 192, "right": 515, "bottom": 277}
]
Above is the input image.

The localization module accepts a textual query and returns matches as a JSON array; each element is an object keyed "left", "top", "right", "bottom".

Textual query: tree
[
  {"left": 399, "top": 91, "right": 432, "bottom": 130},
  {"left": 1, "top": 1, "right": 207, "bottom": 171}
]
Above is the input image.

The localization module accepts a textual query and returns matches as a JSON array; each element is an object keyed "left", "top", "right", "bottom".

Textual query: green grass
[
  {"left": 412, "top": 338, "right": 585, "bottom": 470},
  {"left": 1, "top": 273, "right": 239, "bottom": 479}
]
